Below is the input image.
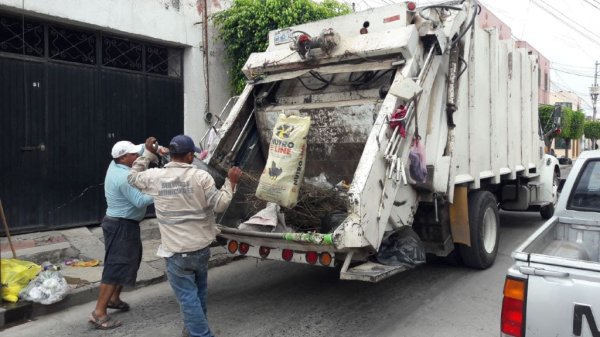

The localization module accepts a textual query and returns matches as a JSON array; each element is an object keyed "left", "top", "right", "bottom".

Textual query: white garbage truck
[{"left": 204, "top": 0, "right": 560, "bottom": 282}]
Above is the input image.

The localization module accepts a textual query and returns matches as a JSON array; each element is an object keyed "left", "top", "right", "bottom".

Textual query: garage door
[{"left": 0, "top": 13, "right": 184, "bottom": 233}]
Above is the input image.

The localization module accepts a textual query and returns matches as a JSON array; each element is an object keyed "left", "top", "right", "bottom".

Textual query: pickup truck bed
[{"left": 502, "top": 150, "right": 600, "bottom": 337}]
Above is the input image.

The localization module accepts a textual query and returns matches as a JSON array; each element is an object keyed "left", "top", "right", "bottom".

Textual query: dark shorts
[{"left": 101, "top": 216, "right": 142, "bottom": 287}]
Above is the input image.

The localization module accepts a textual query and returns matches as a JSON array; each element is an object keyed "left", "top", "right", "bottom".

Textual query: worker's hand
[
  {"left": 145, "top": 137, "right": 158, "bottom": 154},
  {"left": 228, "top": 166, "right": 242, "bottom": 186},
  {"left": 158, "top": 146, "right": 169, "bottom": 156}
]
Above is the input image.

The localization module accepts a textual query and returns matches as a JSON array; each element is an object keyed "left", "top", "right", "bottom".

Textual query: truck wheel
[
  {"left": 458, "top": 191, "right": 499, "bottom": 269},
  {"left": 540, "top": 172, "right": 559, "bottom": 220}
]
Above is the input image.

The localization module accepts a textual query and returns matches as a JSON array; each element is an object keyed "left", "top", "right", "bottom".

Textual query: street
[{"left": 4, "top": 211, "right": 545, "bottom": 337}]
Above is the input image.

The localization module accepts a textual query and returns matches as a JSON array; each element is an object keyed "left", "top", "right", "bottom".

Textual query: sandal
[
  {"left": 107, "top": 300, "right": 130, "bottom": 312},
  {"left": 89, "top": 311, "right": 122, "bottom": 330}
]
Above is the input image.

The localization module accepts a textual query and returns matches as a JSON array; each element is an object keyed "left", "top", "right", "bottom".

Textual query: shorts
[{"left": 100, "top": 216, "right": 142, "bottom": 287}]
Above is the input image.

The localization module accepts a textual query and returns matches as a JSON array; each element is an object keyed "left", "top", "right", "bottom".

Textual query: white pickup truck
[{"left": 501, "top": 150, "right": 600, "bottom": 337}]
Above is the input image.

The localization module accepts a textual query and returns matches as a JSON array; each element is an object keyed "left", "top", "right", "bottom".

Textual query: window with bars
[
  {"left": 0, "top": 15, "right": 44, "bottom": 57},
  {"left": 49, "top": 25, "right": 96, "bottom": 64},
  {"left": 0, "top": 12, "right": 182, "bottom": 77}
]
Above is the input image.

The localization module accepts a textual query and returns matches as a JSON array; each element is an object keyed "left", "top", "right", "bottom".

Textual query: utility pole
[{"left": 591, "top": 61, "right": 599, "bottom": 121}]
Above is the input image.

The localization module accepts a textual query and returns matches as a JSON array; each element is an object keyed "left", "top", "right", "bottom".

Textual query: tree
[
  {"left": 539, "top": 104, "right": 557, "bottom": 150},
  {"left": 212, "top": 0, "right": 351, "bottom": 94},
  {"left": 584, "top": 120, "right": 600, "bottom": 150},
  {"left": 558, "top": 108, "right": 585, "bottom": 158}
]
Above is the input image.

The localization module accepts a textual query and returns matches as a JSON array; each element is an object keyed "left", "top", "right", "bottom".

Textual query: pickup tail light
[{"left": 501, "top": 277, "right": 527, "bottom": 337}]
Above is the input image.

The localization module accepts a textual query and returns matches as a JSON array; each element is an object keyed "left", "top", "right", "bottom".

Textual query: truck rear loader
[{"left": 204, "top": 0, "right": 560, "bottom": 282}]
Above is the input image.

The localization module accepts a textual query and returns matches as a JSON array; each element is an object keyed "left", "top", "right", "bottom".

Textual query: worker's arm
[
  {"left": 200, "top": 167, "right": 242, "bottom": 213},
  {"left": 128, "top": 137, "right": 160, "bottom": 195},
  {"left": 120, "top": 182, "right": 153, "bottom": 208}
]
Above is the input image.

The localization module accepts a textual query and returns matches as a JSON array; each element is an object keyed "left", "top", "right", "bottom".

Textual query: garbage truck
[{"left": 203, "top": 0, "right": 560, "bottom": 282}]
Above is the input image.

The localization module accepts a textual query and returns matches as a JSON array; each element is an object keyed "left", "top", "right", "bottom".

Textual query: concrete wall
[{"left": 0, "top": 0, "right": 232, "bottom": 143}]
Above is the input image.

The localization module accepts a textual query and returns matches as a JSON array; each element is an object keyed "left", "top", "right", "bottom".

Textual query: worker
[
  {"left": 89, "top": 140, "right": 155, "bottom": 330},
  {"left": 128, "top": 135, "right": 242, "bottom": 337}
]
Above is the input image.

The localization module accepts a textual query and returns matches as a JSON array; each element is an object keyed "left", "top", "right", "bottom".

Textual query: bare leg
[
  {"left": 109, "top": 285, "right": 123, "bottom": 305},
  {"left": 94, "top": 283, "right": 117, "bottom": 318}
]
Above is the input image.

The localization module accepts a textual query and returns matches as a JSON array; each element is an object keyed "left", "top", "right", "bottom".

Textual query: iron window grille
[
  {"left": 0, "top": 15, "right": 44, "bottom": 57},
  {"left": 0, "top": 12, "right": 182, "bottom": 78},
  {"left": 49, "top": 25, "right": 96, "bottom": 64}
]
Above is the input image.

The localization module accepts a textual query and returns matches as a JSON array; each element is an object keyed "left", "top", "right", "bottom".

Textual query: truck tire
[
  {"left": 540, "top": 172, "right": 559, "bottom": 220},
  {"left": 458, "top": 191, "right": 500, "bottom": 269}
]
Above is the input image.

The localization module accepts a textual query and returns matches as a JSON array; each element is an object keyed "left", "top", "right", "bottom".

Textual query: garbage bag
[
  {"left": 20, "top": 269, "right": 70, "bottom": 305},
  {"left": 1, "top": 258, "right": 41, "bottom": 302},
  {"left": 408, "top": 138, "right": 427, "bottom": 183},
  {"left": 376, "top": 227, "right": 426, "bottom": 267}
]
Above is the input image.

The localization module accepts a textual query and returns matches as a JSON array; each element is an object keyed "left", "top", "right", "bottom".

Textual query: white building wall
[{"left": 0, "top": 0, "right": 232, "bottom": 144}]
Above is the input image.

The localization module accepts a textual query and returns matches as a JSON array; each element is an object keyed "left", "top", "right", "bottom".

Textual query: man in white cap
[{"left": 89, "top": 140, "right": 154, "bottom": 329}]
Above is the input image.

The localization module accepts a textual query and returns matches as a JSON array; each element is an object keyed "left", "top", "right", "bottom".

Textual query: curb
[{"left": 1, "top": 249, "right": 241, "bottom": 329}]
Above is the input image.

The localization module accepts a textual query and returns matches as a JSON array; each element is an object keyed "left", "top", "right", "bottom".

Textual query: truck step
[{"left": 340, "top": 261, "right": 408, "bottom": 282}]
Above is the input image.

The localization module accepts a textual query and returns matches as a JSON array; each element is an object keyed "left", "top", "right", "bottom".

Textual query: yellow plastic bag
[{"left": 1, "top": 258, "right": 41, "bottom": 302}]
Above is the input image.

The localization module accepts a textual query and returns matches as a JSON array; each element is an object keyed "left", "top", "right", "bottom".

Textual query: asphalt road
[{"left": 5, "top": 211, "right": 545, "bottom": 337}]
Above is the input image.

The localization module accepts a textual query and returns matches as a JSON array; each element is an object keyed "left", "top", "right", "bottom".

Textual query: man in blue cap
[{"left": 128, "top": 135, "right": 241, "bottom": 337}]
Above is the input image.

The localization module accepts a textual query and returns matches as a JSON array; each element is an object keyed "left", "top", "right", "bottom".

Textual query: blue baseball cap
[{"left": 169, "top": 135, "right": 201, "bottom": 154}]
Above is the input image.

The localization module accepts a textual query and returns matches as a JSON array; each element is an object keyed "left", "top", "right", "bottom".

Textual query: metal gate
[{"left": 0, "top": 13, "right": 184, "bottom": 234}]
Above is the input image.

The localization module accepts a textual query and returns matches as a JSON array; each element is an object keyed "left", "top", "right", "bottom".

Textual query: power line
[
  {"left": 551, "top": 67, "right": 595, "bottom": 79},
  {"left": 584, "top": 0, "right": 600, "bottom": 11},
  {"left": 531, "top": 0, "right": 600, "bottom": 46}
]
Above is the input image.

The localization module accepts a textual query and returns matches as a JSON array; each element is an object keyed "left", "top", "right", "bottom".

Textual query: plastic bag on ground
[
  {"left": 1, "top": 258, "right": 41, "bottom": 302},
  {"left": 20, "top": 269, "right": 70, "bottom": 305},
  {"left": 376, "top": 227, "right": 426, "bottom": 268}
]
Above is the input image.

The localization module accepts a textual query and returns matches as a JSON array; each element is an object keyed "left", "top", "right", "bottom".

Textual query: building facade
[{"left": 0, "top": 0, "right": 231, "bottom": 233}]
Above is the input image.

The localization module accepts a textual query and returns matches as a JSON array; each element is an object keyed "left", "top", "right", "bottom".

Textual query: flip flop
[
  {"left": 89, "top": 311, "right": 122, "bottom": 330},
  {"left": 107, "top": 300, "right": 130, "bottom": 312}
]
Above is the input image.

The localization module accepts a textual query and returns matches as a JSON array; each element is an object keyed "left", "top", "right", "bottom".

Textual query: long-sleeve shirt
[
  {"left": 104, "top": 161, "right": 154, "bottom": 221},
  {"left": 128, "top": 151, "right": 234, "bottom": 253}
]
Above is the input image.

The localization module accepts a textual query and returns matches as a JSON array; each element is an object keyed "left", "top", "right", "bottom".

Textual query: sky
[{"left": 349, "top": 0, "right": 600, "bottom": 116}]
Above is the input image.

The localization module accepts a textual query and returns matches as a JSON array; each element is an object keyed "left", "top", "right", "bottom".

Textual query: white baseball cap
[{"left": 111, "top": 141, "right": 143, "bottom": 159}]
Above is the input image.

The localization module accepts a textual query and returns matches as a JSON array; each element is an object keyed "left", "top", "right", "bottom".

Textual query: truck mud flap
[{"left": 340, "top": 261, "right": 409, "bottom": 282}]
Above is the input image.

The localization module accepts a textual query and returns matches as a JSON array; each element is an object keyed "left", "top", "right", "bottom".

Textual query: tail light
[
  {"left": 282, "top": 249, "right": 294, "bottom": 261},
  {"left": 306, "top": 251, "right": 318, "bottom": 264},
  {"left": 239, "top": 242, "right": 250, "bottom": 255},
  {"left": 227, "top": 240, "right": 238, "bottom": 254},
  {"left": 407, "top": 2, "right": 416, "bottom": 11},
  {"left": 501, "top": 277, "right": 527, "bottom": 337},
  {"left": 319, "top": 252, "right": 332, "bottom": 266},
  {"left": 259, "top": 246, "right": 270, "bottom": 258}
]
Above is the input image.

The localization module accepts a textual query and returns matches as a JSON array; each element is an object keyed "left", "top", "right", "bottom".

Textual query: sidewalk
[{"left": 0, "top": 219, "right": 237, "bottom": 328}]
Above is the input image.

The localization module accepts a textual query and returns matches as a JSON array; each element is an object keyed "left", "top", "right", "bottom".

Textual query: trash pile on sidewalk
[{"left": 1, "top": 257, "right": 101, "bottom": 305}]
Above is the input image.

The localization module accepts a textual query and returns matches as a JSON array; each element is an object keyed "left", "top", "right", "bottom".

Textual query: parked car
[{"left": 558, "top": 156, "right": 572, "bottom": 165}]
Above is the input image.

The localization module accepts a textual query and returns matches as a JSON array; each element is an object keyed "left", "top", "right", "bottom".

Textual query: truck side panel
[
  {"left": 468, "top": 21, "right": 491, "bottom": 189},
  {"left": 520, "top": 49, "right": 533, "bottom": 176}
]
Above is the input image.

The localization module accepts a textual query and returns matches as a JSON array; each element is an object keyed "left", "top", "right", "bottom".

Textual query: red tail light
[
  {"left": 282, "top": 249, "right": 293, "bottom": 261},
  {"left": 239, "top": 242, "right": 250, "bottom": 255},
  {"left": 259, "top": 246, "right": 270, "bottom": 258},
  {"left": 227, "top": 240, "right": 238, "bottom": 254},
  {"left": 306, "top": 251, "right": 318, "bottom": 264},
  {"left": 407, "top": 2, "right": 416, "bottom": 11},
  {"left": 501, "top": 277, "right": 526, "bottom": 337}
]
